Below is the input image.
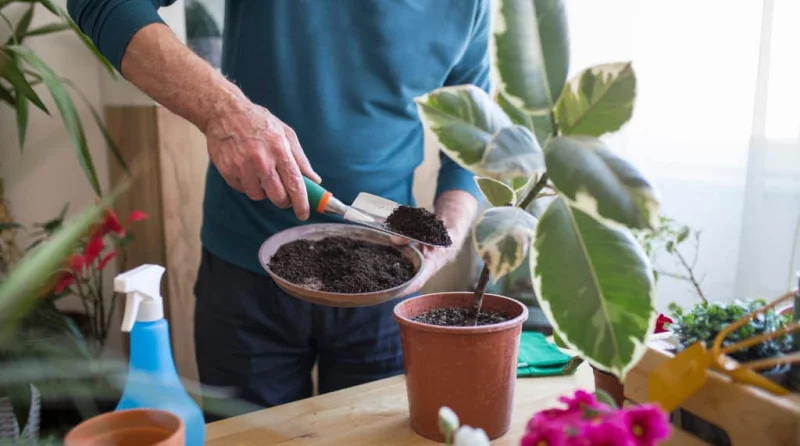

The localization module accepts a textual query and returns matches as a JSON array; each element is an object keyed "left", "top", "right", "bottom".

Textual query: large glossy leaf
[
  {"left": 530, "top": 198, "right": 656, "bottom": 377},
  {"left": 473, "top": 206, "right": 537, "bottom": 282},
  {"left": 475, "top": 177, "right": 516, "bottom": 206},
  {"left": 481, "top": 124, "right": 545, "bottom": 180},
  {"left": 415, "top": 84, "right": 511, "bottom": 168},
  {"left": 545, "top": 136, "right": 659, "bottom": 230},
  {"left": 555, "top": 62, "right": 636, "bottom": 137},
  {"left": 493, "top": 0, "right": 569, "bottom": 140},
  {"left": 0, "top": 50, "right": 47, "bottom": 112},
  {"left": 496, "top": 90, "right": 553, "bottom": 147},
  {"left": 7, "top": 45, "right": 102, "bottom": 195}
]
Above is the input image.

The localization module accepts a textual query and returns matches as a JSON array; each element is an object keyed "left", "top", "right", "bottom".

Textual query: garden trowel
[{"left": 302, "top": 176, "right": 446, "bottom": 247}]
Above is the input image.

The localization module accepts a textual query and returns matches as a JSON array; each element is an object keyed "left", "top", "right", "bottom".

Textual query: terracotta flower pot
[
  {"left": 64, "top": 408, "right": 184, "bottom": 446},
  {"left": 591, "top": 366, "right": 625, "bottom": 407},
  {"left": 394, "top": 292, "right": 528, "bottom": 442}
]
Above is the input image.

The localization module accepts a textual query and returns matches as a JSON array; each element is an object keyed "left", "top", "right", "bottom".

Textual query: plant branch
[
  {"left": 674, "top": 249, "right": 707, "bottom": 303},
  {"left": 466, "top": 173, "right": 551, "bottom": 326}
]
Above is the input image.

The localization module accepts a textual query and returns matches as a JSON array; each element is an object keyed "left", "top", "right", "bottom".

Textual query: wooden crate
[{"left": 624, "top": 348, "right": 800, "bottom": 445}]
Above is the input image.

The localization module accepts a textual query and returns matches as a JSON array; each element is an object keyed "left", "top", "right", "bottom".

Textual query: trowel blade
[{"left": 342, "top": 193, "right": 442, "bottom": 247}]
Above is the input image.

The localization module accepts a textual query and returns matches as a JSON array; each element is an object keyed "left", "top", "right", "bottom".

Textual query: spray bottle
[{"left": 115, "top": 264, "right": 205, "bottom": 445}]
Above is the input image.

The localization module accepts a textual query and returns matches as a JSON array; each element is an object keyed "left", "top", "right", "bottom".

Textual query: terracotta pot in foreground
[
  {"left": 591, "top": 366, "right": 625, "bottom": 407},
  {"left": 64, "top": 408, "right": 184, "bottom": 446},
  {"left": 394, "top": 292, "right": 528, "bottom": 442}
]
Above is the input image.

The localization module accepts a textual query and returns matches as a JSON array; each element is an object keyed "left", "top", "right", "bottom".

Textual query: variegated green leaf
[
  {"left": 510, "top": 176, "right": 532, "bottom": 195},
  {"left": 493, "top": 0, "right": 569, "bottom": 144},
  {"left": 545, "top": 136, "right": 660, "bottom": 230},
  {"left": 530, "top": 198, "right": 656, "bottom": 377},
  {"left": 473, "top": 207, "right": 537, "bottom": 282},
  {"left": 416, "top": 85, "right": 511, "bottom": 169},
  {"left": 555, "top": 62, "right": 636, "bottom": 137},
  {"left": 497, "top": 90, "right": 553, "bottom": 147},
  {"left": 475, "top": 177, "right": 516, "bottom": 206},
  {"left": 481, "top": 124, "right": 545, "bottom": 180}
]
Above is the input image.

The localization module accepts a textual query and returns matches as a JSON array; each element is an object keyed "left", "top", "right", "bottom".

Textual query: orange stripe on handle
[{"left": 317, "top": 191, "right": 332, "bottom": 214}]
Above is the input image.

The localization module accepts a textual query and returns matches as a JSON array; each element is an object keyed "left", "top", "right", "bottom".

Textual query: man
[{"left": 68, "top": 0, "right": 486, "bottom": 418}]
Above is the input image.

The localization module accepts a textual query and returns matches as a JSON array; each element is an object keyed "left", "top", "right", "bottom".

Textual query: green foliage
[
  {"left": 668, "top": 300, "right": 793, "bottom": 364},
  {"left": 415, "top": 0, "right": 659, "bottom": 377},
  {"left": 0, "top": 0, "right": 125, "bottom": 195}
]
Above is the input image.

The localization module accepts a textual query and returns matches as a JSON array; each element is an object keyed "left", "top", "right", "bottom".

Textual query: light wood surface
[
  {"left": 206, "top": 365, "right": 593, "bottom": 445},
  {"left": 625, "top": 348, "right": 800, "bottom": 446}
]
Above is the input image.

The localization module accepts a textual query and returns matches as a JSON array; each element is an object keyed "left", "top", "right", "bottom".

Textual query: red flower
[
  {"left": 84, "top": 234, "right": 105, "bottom": 265},
  {"left": 654, "top": 314, "right": 673, "bottom": 334},
  {"left": 53, "top": 271, "right": 75, "bottom": 294},
  {"left": 128, "top": 210, "right": 147, "bottom": 223},
  {"left": 622, "top": 405, "right": 671, "bottom": 446},
  {"left": 97, "top": 251, "right": 117, "bottom": 271},
  {"left": 101, "top": 209, "right": 125, "bottom": 236},
  {"left": 67, "top": 254, "right": 86, "bottom": 272}
]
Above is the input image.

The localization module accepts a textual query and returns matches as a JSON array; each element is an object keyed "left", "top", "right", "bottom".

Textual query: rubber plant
[
  {"left": 415, "top": 0, "right": 660, "bottom": 378},
  {"left": 0, "top": 0, "right": 125, "bottom": 196}
]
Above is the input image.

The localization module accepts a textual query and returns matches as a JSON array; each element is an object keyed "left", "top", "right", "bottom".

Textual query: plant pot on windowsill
[{"left": 393, "top": 292, "right": 528, "bottom": 442}]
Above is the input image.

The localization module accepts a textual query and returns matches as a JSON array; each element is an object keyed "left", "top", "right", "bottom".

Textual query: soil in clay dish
[
  {"left": 269, "top": 236, "right": 415, "bottom": 293},
  {"left": 413, "top": 308, "right": 511, "bottom": 327},
  {"left": 384, "top": 205, "right": 452, "bottom": 247}
]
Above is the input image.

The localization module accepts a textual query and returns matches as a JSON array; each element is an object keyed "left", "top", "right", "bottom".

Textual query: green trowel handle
[{"left": 304, "top": 176, "right": 332, "bottom": 214}]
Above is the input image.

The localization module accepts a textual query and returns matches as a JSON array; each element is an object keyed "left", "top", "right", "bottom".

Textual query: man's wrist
[{"left": 434, "top": 189, "right": 478, "bottom": 248}]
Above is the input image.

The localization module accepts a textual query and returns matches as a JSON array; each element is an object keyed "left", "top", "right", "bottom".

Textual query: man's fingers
[
  {"left": 260, "top": 167, "right": 291, "bottom": 209},
  {"left": 274, "top": 145, "right": 310, "bottom": 220},
  {"left": 283, "top": 125, "right": 321, "bottom": 183}
]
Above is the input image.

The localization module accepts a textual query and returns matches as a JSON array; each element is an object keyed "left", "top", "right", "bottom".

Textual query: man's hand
[
  {"left": 118, "top": 23, "right": 320, "bottom": 219},
  {"left": 205, "top": 101, "right": 321, "bottom": 220},
  {"left": 391, "top": 190, "right": 478, "bottom": 295}
]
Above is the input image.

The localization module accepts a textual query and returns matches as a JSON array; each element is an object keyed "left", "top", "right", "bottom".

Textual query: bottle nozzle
[{"left": 115, "top": 264, "right": 165, "bottom": 332}]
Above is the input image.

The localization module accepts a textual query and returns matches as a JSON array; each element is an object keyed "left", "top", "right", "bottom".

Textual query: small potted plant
[
  {"left": 394, "top": 0, "right": 662, "bottom": 441},
  {"left": 666, "top": 299, "right": 794, "bottom": 444},
  {"left": 438, "top": 390, "right": 671, "bottom": 445}
]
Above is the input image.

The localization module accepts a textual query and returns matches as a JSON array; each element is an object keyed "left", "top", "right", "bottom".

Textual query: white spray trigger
[{"left": 115, "top": 264, "right": 166, "bottom": 332}]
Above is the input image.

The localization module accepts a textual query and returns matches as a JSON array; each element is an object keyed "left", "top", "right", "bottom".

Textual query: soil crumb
[
  {"left": 269, "top": 236, "right": 415, "bottom": 293},
  {"left": 413, "top": 308, "right": 511, "bottom": 326},
  {"left": 384, "top": 205, "right": 452, "bottom": 247}
]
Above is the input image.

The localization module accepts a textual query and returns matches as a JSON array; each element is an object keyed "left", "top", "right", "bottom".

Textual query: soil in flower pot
[
  {"left": 384, "top": 205, "right": 452, "bottom": 247},
  {"left": 269, "top": 236, "right": 414, "bottom": 293},
  {"left": 394, "top": 292, "right": 528, "bottom": 441}
]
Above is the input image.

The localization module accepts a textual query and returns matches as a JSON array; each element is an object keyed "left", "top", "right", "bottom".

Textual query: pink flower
[
  {"left": 53, "top": 271, "right": 75, "bottom": 294},
  {"left": 584, "top": 419, "right": 635, "bottom": 446},
  {"left": 622, "top": 405, "right": 671, "bottom": 446},
  {"left": 521, "top": 422, "right": 567, "bottom": 446},
  {"left": 558, "top": 390, "right": 610, "bottom": 414},
  {"left": 654, "top": 314, "right": 673, "bottom": 334}
]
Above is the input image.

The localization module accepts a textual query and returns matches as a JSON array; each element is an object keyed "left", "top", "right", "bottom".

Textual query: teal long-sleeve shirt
[{"left": 68, "top": 0, "right": 490, "bottom": 274}]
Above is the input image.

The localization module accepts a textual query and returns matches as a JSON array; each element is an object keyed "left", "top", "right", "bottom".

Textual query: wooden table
[{"left": 205, "top": 364, "right": 593, "bottom": 445}]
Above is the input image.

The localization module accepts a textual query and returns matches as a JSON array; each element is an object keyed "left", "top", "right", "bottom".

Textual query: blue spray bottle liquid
[{"left": 114, "top": 264, "right": 205, "bottom": 445}]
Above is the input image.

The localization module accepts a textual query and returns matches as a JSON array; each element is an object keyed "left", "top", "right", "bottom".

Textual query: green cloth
[{"left": 517, "top": 332, "right": 573, "bottom": 377}]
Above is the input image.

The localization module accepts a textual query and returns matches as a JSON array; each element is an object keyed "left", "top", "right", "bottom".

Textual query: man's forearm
[
  {"left": 120, "top": 23, "right": 245, "bottom": 132},
  {"left": 434, "top": 190, "right": 478, "bottom": 247}
]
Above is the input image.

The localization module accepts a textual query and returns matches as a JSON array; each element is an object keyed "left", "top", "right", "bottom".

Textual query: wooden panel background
[{"left": 106, "top": 105, "right": 204, "bottom": 392}]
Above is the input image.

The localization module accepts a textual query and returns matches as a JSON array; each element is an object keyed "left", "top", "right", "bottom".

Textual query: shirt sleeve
[
  {"left": 434, "top": 0, "right": 492, "bottom": 201},
  {"left": 67, "top": 0, "right": 177, "bottom": 72}
]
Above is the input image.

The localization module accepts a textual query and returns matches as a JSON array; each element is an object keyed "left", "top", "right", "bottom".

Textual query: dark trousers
[{"left": 193, "top": 249, "right": 406, "bottom": 421}]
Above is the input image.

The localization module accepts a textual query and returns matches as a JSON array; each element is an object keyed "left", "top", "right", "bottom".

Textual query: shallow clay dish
[{"left": 259, "top": 223, "right": 424, "bottom": 307}]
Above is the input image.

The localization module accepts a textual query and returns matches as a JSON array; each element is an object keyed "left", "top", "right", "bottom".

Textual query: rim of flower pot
[
  {"left": 393, "top": 292, "right": 529, "bottom": 334},
  {"left": 64, "top": 408, "right": 183, "bottom": 445}
]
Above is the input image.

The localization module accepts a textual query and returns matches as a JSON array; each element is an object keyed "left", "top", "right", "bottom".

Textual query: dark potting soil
[
  {"left": 269, "top": 236, "right": 415, "bottom": 293},
  {"left": 413, "top": 308, "right": 511, "bottom": 326},
  {"left": 384, "top": 205, "right": 452, "bottom": 247}
]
